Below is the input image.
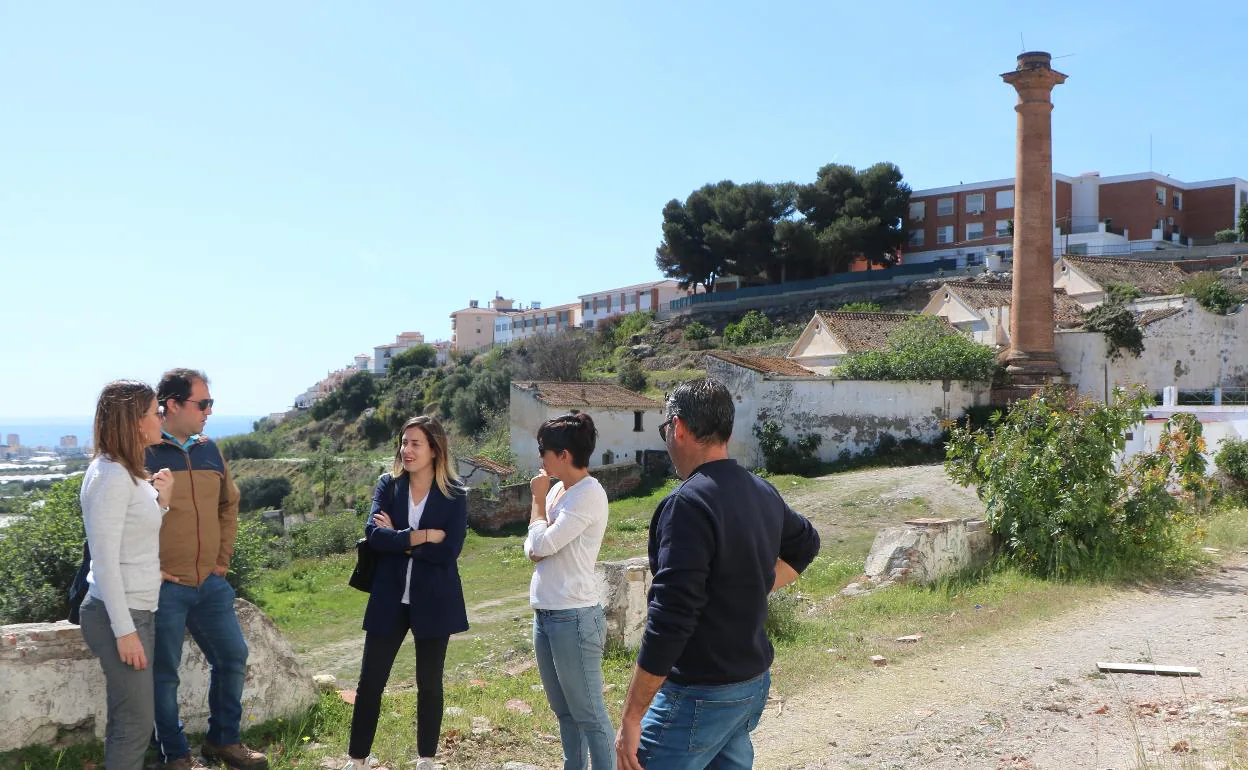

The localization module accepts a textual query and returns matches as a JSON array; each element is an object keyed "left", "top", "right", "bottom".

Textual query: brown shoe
[
  {"left": 159, "top": 756, "right": 209, "bottom": 770},
  {"left": 201, "top": 740, "right": 270, "bottom": 769}
]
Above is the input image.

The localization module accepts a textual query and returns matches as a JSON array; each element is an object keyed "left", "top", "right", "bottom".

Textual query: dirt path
[{"left": 754, "top": 564, "right": 1248, "bottom": 769}]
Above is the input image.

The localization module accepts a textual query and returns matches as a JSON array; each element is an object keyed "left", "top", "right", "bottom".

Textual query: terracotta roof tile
[
  {"left": 814, "top": 312, "right": 932, "bottom": 352},
  {"left": 1136, "top": 306, "right": 1185, "bottom": 327},
  {"left": 464, "top": 455, "right": 515, "bottom": 476},
  {"left": 938, "top": 281, "right": 1085, "bottom": 326},
  {"left": 512, "top": 381, "right": 664, "bottom": 409},
  {"left": 705, "top": 352, "right": 814, "bottom": 376},
  {"left": 1063, "top": 256, "right": 1188, "bottom": 296}
]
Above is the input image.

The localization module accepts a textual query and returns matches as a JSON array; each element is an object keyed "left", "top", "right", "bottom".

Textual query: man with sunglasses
[
  {"left": 147, "top": 369, "right": 267, "bottom": 770},
  {"left": 615, "top": 378, "right": 821, "bottom": 770}
]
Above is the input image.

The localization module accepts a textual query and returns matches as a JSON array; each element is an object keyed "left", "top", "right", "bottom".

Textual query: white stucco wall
[
  {"left": 708, "top": 359, "right": 991, "bottom": 468},
  {"left": 1055, "top": 302, "right": 1248, "bottom": 403},
  {"left": 787, "top": 319, "right": 849, "bottom": 374},
  {"left": 509, "top": 388, "right": 666, "bottom": 476},
  {"left": 1122, "top": 410, "right": 1248, "bottom": 472}
]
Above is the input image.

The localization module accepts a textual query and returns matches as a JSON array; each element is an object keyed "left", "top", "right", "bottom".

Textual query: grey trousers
[{"left": 79, "top": 596, "right": 155, "bottom": 770}]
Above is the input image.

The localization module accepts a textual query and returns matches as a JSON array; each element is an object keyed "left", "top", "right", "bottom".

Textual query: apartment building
[
  {"left": 578, "top": 279, "right": 689, "bottom": 329},
  {"left": 492, "top": 302, "right": 582, "bottom": 346},
  {"left": 903, "top": 172, "right": 1248, "bottom": 265},
  {"left": 372, "top": 331, "right": 427, "bottom": 374},
  {"left": 449, "top": 295, "right": 518, "bottom": 352}
]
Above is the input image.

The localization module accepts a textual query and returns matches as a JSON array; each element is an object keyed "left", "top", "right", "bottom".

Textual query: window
[
  {"left": 908, "top": 230, "right": 925, "bottom": 247},
  {"left": 602, "top": 451, "right": 614, "bottom": 465},
  {"left": 1156, "top": 186, "right": 1166, "bottom": 205},
  {"left": 936, "top": 225, "right": 954, "bottom": 244},
  {"left": 1173, "top": 192, "right": 1183, "bottom": 210},
  {"left": 1068, "top": 243, "right": 1088, "bottom": 255},
  {"left": 633, "top": 411, "right": 643, "bottom": 432},
  {"left": 583, "top": 301, "right": 590, "bottom": 311},
  {"left": 966, "top": 193, "right": 985, "bottom": 214},
  {"left": 635, "top": 450, "right": 643, "bottom": 464},
  {"left": 937, "top": 198, "right": 954, "bottom": 216},
  {"left": 996, "top": 189, "right": 1014, "bottom": 209},
  {"left": 909, "top": 201, "right": 925, "bottom": 221},
  {"left": 966, "top": 223, "right": 984, "bottom": 241},
  {"left": 996, "top": 219, "right": 1011, "bottom": 238}
]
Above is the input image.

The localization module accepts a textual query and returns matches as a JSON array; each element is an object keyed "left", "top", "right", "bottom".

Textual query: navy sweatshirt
[{"left": 636, "top": 459, "right": 821, "bottom": 685}]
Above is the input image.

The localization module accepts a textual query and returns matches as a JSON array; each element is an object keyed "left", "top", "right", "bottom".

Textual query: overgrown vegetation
[
  {"left": 683, "top": 321, "right": 710, "bottom": 341},
  {"left": 723, "top": 310, "right": 775, "bottom": 346},
  {"left": 837, "top": 315, "right": 997, "bottom": 381},
  {"left": 753, "top": 420, "right": 823, "bottom": 474},
  {"left": 1082, "top": 295, "right": 1144, "bottom": 360},
  {"left": 1216, "top": 437, "right": 1248, "bottom": 501},
  {"left": 837, "top": 301, "right": 883, "bottom": 312},
  {"left": 0, "top": 477, "right": 84, "bottom": 624},
  {"left": 946, "top": 387, "right": 1209, "bottom": 578},
  {"left": 1180, "top": 273, "right": 1244, "bottom": 315}
]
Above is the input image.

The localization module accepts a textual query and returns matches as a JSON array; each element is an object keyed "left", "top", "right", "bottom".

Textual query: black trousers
[{"left": 348, "top": 625, "right": 450, "bottom": 760}]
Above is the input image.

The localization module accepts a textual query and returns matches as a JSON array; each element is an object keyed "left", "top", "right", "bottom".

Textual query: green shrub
[
  {"left": 0, "top": 477, "right": 85, "bottom": 623},
  {"left": 1215, "top": 229, "right": 1239, "bottom": 244},
  {"left": 227, "top": 518, "right": 289, "bottom": 599},
  {"left": 1216, "top": 437, "right": 1248, "bottom": 483},
  {"left": 220, "top": 436, "right": 273, "bottom": 460},
  {"left": 837, "top": 301, "right": 882, "bottom": 312},
  {"left": 618, "top": 358, "right": 648, "bottom": 392},
  {"left": 1181, "top": 273, "right": 1243, "bottom": 315},
  {"left": 683, "top": 321, "right": 710, "bottom": 341},
  {"left": 237, "top": 476, "right": 293, "bottom": 512},
  {"left": 723, "top": 310, "right": 774, "bottom": 346},
  {"left": 611, "top": 311, "right": 655, "bottom": 346},
  {"left": 1083, "top": 300, "right": 1143, "bottom": 359},
  {"left": 764, "top": 588, "right": 803, "bottom": 644},
  {"left": 838, "top": 315, "right": 997, "bottom": 381},
  {"left": 753, "top": 420, "right": 823, "bottom": 475},
  {"left": 946, "top": 387, "right": 1207, "bottom": 578},
  {"left": 289, "top": 510, "right": 365, "bottom": 560}
]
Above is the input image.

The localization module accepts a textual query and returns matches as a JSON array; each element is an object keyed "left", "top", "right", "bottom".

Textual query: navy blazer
[{"left": 362, "top": 473, "right": 469, "bottom": 638}]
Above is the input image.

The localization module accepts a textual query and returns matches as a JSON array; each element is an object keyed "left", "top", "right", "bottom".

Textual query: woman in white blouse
[
  {"left": 524, "top": 412, "right": 614, "bottom": 770},
  {"left": 78, "top": 380, "right": 173, "bottom": 769}
]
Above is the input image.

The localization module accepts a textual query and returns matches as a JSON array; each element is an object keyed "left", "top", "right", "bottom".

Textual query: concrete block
[
  {"left": 863, "top": 518, "right": 993, "bottom": 586},
  {"left": 596, "top": 557, "right": 651, "bottom": 649}
]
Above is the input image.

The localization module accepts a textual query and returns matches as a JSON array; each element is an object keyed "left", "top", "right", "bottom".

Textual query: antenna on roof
[{"left": 1019, "top": 32, "right": 1025, "bottom": 51}]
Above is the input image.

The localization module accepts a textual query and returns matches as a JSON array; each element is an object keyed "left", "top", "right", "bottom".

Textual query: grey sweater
[{"left": 81, "top": 456, "right": 163, "bottom": 637}]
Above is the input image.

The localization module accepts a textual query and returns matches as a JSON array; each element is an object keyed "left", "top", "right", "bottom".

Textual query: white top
[
  {"left": 401, "top": 487, "right": 429, "bottom": 605},
  {"left": 524, "top": 475, "right": 609, "bottom": 610},
  {"left": 80, "top": 456, "right": 164, "bottom": 637}
]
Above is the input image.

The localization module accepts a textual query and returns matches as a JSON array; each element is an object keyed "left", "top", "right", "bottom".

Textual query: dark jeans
[
  {"left": 79, "top": 596, "right": 155, "bottom": 770},
  {"left": 349, "top": 625, "right": 450, "bottom": 760},
  {"left": 153, "top": 574, "right": 249, "bottom": 762}
]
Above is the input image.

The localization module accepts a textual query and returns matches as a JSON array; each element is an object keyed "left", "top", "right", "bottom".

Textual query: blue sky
[{"left": 2, "top": 1, "right": 1244, "bottom": 418}]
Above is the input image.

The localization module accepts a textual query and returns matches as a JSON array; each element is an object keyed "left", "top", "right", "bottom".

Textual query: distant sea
[{"left": 0, "top": 415, "right": 264, "bottom": 449}]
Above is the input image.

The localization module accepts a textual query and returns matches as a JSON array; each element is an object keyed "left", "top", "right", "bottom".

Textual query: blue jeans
[
  {"left": 153, "top": 574, "right": 249, "bottom": 762},
  {"left": 637, "top": 671, "right": 770, "bottom": 770},
  {"left": 533, "top": 605, "right": 615, "bottom": 770}
]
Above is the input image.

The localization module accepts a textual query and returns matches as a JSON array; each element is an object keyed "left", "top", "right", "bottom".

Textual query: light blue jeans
[
  {"left": 636, "top": 671, "right": 770, "bottom": 769},
  {"left": 533, "top": 605, "right": 615, "bottom": 770}
]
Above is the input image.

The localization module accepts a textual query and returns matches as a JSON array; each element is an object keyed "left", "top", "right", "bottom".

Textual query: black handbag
[
  {"left": 67, "top": 540, "right": 91, "bottom": 624},
  {"left": 348, "top": 537, "right": 377, "bottom": 593}
]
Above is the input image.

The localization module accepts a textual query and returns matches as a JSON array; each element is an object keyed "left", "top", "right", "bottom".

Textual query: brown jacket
[{"left": 146, "top": 436, "right": 241, "bottom": 587}]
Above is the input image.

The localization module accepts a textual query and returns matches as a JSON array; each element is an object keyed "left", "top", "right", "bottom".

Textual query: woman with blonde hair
[
  {"left": 78, "top": 380, "right": 173, "bottom": 769},
  {"left": 343, "top": 415, "right": 469, "bottom": 770}
]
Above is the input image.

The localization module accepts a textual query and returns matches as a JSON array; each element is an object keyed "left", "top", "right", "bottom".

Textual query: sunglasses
[
  {"left": 169, "top": 398, "right": 214, "bottom": 412},
  {"left": 658, "top": 416, "right": 675, "bottom": 442}
]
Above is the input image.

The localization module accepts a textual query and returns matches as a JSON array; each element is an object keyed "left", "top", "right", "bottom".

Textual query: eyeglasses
[
  {"left": 658, "top": 417, "right": 675, "bottom": 442},
  {"left": 156, "top": 405, "right": 166, "bottom": 419}
]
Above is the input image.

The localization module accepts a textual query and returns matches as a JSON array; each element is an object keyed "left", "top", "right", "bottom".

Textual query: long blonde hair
[
  {"left": 93, "top": 380, "right": 156, "bottom": 481},
  {"left": 391, "top": 415, "right": 464, "bottom": 498}
]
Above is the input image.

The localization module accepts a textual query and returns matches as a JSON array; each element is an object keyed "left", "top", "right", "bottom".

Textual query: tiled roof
[
  {"left": 705, "top": 351, "right": 814, "bottom": 376},
  {"left": 938, "top": 281, "right": 1085, "bottom": 326},
  {"left": 1136, "top": 306, "right": 1185, "bottom": 327},
  {"left": 814, "top": 312, "right": 927, "bottom": 352},
  {"left": 512, "top": 381, "right": 664, "bottom": 409},
  {"left": 1063, "top": 256, "right": 1188, "bottom": 296},
  {"left": 463, "top": 455, "right": 515, "bottom": 476}
]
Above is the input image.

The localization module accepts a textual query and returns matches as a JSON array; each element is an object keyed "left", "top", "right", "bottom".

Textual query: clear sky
[{"left": 2, "top": 1, "right": 1244, "bottom": 418}]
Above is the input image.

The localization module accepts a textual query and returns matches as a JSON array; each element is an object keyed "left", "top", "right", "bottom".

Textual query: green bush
[
  {"left": 0, "top": 477, "right": 85, "bottom": 623},
  {"left": 837, "top": 301, "right": 882, "bottom": 312},
  {"left": 289, "top": 510, "right": 365, "bottom": 560},
  {"left": 946, "top": 387, "right": 1207, "bottom": 578},
  {"left": 227, "top": 518, "right": 289, "bottom": 599},
  {"left": 1181, "top": 273, "right": 1243, "bottom": 315},
  {"left": 220, "top": 436, "right": 273, "bottom": 460},
  {"left": 838, "top": 315, "right": 997, "bottom": 381},
  {"left": 237, "top": 476, "right": 293, "bottom": 512},
  {"left": 611, "top": 311, "right": 655, "bottom": 346},
  {"left": 1216, "top": 437, "right": 1248, "bottom": 483},
  {"left": 1083, "top": 300, "right": 1144, "bottom": 359},
  {"left": 723, "top": 310, "right": 774, "bottom": 346},
  {"left": 1215, "top": 229, "right": 1239, "bottom": 244},
  {"left": 764, "top": 588, "right": 804, "bottom": 644},
  {"left": 683, "top": 321, "right": 710, "bottom": 341},
  {"left": 618, "top": 358, "right": 648, "bottom": 392},
  {"left": 753, "top": 420, "right": 823, "bottom": 475}
]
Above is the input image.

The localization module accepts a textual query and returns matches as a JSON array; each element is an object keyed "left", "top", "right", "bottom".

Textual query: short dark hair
[
  {"left": 537, "top": 413, "right": 597, "bottom": 469},
  {"left": 157, "top": 368, "right": 209, "bottom": 406},
  {"left": 666, "top": 378, "right": 734, "bottom": 444}
]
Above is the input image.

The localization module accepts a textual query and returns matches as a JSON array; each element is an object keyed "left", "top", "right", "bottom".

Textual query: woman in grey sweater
[{"left": 79, "top": 380, "right": 173, "bottom": 769}]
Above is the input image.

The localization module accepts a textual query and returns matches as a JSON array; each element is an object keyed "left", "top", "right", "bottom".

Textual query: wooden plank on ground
[{"left": 1096, "top": 662, "right": 1201, "bottom": 677}]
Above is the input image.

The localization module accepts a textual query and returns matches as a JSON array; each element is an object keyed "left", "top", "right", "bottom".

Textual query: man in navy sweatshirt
[{"left": 615, "top": 378, "right": 821, "bottom": 769}]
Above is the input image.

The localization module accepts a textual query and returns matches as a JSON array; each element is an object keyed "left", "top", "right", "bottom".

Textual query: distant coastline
[{"left": 0, "top": 415, "right": 264, "bottom": 449}]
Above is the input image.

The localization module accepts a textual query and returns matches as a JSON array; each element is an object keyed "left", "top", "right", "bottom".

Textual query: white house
[
  {"left": 787, "top": 312, "right": 930, "bottom": 374},
  {"left": 509, "top": 381, "right": 666, "bottom": 476},
  {"left": 578, "top": 280, "right": 690, "bottom": 330},
  {"left": 493, "top": 302, "right": 583, "bottom": 346},
  {"left": 1053, "top": 256, "right": 1189, "bottom": 308},
  {"left": 705, "top": 352, "right": 990, "bottom": 469},
  {"left": 372, "top": 331, "right": 428, "bottom": 375},
  {"left": 920, "top": 281, "right": 1085, "bottom": 348},
  {"left": 456, "top": 455, "right": 516, "bottom": 488}
]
